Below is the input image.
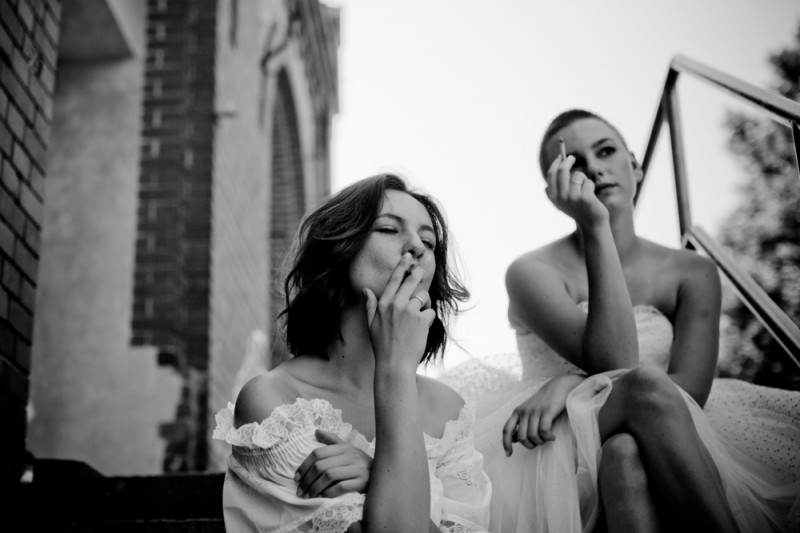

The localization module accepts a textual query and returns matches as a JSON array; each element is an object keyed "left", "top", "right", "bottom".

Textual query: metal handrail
[{"left": 638, "top": 54, "right": 800, "bottom": 368}]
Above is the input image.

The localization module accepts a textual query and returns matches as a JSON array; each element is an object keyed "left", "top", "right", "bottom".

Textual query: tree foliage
[{"left": 717, "top": 23, "right": 800, "bottom": 390}]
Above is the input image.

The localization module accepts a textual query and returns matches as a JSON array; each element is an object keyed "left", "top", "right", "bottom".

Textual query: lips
[{"left": 594, "top": 183, "right": 616, "bottom": 194}]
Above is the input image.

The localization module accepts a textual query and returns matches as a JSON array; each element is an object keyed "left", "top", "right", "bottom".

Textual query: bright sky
[{"left": 327, "top": 0, "right": 800, "bottom": 372}]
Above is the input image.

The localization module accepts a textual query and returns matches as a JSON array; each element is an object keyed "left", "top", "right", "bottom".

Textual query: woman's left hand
[
  {"left": 295, "top": 430, "right": 373, "bottom": 498},
  {"left": 501, "top": 374, "right": 585, "bottom": 455}
]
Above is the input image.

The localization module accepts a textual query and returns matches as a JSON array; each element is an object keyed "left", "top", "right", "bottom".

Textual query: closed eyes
[{"left": 374, "top": 226, "right": 436, "bottom": 250}]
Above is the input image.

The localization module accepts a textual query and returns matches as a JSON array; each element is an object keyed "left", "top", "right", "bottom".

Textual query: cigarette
[{"left": 559, "top": 137, "right": 567, "bottom": 159}]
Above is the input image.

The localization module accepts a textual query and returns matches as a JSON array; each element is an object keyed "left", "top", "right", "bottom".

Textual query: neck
[{"left": 324, "top": 304, "right": 376, "bottom": 391}]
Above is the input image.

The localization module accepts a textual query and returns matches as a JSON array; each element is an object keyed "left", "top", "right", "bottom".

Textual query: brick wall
[
  {"left": 133, "top": 0, "right": 217, "bottom": 472},
  {"left": 0, "top": 0, "right": 60, "bottom": 492},
  {"left": 130, "top": 0, "right": 338, "bottom": 472}
]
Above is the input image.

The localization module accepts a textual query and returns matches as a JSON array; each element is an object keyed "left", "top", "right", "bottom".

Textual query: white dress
[
  {"left": 212, "top": 397, "right": 492, "bottom": 533},
  {"left": 440, "top": 303, "right": 800, "bottom": 533}
]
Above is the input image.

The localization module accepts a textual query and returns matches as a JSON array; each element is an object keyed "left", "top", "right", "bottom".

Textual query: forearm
[
  {"left": 667, "top": 372, "right": 711, "bottom": 408},
  {"left": 581, "top": 223, "right": 638, "bottom": 370},
  {"left": 362, "top": 366, "right": 431, "bottom": 532}
]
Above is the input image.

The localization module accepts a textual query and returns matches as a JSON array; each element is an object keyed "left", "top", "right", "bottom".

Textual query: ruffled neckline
[{"left": 213, "top": 396, "right": 474, "bottom": 455}]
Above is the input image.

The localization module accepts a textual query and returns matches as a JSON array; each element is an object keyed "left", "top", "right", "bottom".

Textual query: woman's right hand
[
  {"left": 501, "top": 374, "right": 585, "bottom": 456},
  {"left": 363, "top": 252, "right": 436, "bottom": 372},
  {"left": 545, "top": 153, "right": 608, "bottom": 230},
  {"left": 295, "top": 430, "right": 372, "bottom": 498}
]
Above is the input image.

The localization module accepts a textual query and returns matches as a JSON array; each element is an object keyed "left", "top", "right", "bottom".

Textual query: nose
[
  {"left": 584, "top": 156, "right": 603, "bottom": 182},
  {"left": 404, "top": 233, "right": 426, "bottom": 259}
]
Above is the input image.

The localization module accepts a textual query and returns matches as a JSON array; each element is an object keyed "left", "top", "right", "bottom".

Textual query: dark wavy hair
[
  {"left": 280, "top": 173, "right": 469, "bottom": 364},
  {"left": 538, "top": 108, "right": 632, "bottom": 178}
]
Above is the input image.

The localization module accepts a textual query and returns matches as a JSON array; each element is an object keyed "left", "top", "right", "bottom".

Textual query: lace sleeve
[
  {"left": 431, "top": 404, "right": 492, "bottom": 533},
  {"left": 213, "top": 400, "right": 366, "bottom": 533}
]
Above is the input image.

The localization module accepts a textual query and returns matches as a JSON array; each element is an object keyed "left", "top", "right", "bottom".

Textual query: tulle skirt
[{"left": 442, "top": 358, "right": 800, "bottom": 533}]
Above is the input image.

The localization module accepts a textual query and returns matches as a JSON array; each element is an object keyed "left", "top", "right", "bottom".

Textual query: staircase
[{"left": 13, "top": 459, "right": 224, "bottom": 532}]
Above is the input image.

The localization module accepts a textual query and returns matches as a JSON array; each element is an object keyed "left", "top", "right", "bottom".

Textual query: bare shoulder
[
  {"left": 641, "top": 241, "right": 720, "bottom": 305},
  {"left": 506, "top": 238, "right": 572, "bottom": 288},
  {"left": 645, "top": 241, "right": 718, "bottom": 282},
  {"left": 416, "top": 374, "right": 466, "bottom": 429},
  {"left": 233, "top": 366, "right": 300, "bottom": 428}
]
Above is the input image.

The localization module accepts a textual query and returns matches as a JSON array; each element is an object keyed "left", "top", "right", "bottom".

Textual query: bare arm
[
  {"left": 360, "top": 253, "right": 437, "bottom": 532},
  {"left": 507, "top": 154, "right": 637, "bottom": 372},
  {"left": 665, "top": 255, "right": 721, "bottom": 406}
]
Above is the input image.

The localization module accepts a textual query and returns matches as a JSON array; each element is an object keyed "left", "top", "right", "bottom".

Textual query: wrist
[
  {"left": 373, "top": 361, "right": 418, "bottom": 383},
  {"left": 577, "top": 216, "right": 610, "bottom": 237}
]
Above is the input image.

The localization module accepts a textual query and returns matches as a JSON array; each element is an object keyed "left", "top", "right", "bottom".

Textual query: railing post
[
  {"left": 636, "top": 89, "right": 667, "bottom": 205},
  {"left": 663, "top": 75, "right": 693, "bottom": 243},
  {"left": 792, "top": 121, "right": 800, "bottom": 179},
  {"left": 639, "top": 55, "right": 800, "bottom": 368}
]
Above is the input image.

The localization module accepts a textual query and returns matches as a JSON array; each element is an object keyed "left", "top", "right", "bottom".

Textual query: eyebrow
[
  {"left": 376, "top": 213, "right": 436, "bottom": 236},
  {"left": 591, "top": 137, "right": 615, "bottom": 149}
]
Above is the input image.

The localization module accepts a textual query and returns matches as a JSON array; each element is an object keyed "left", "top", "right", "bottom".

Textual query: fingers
[
  {"left": 409, "top": 291, "right": 430, "bottom": 311},
  {"left": 539, "top": 413, "right": 556, "bottom": 443},
  {"left": 393, "top": 261, "right": 426, "bottom": 303},
  {"left": 556, "top": 157, "right": 575, "bottom": 202},
  {"left": 363, "top": 288, "right": 377, "bottom": 326},
  {"left": 502, "top": 413, "right": 519, "bottom": 457},
  {"left": 315, "top": 429, "right": 345, "bottom": 446},
  {"left": 319, "top": 478, "right": 362, "bottom": 498},
  {"left": 545, "top": 154, "right": 562, "bottom": 203},
  {"left": 299, "top": 462, "right": 364, "bottom": 498},
  {"left": 503, "top": 408, "right": 558, "bottom": 455},
  {"left": 516, "top": 411, "right": 531, "bottom": 449},
  {"left": 546, "top": 154, "right": 578, "bottom": 204},
  {"left": 296, "top": 453, "right": 346, "bottom": 496},
  {"left": 295, "top": 440, "right": 372, "bottom": 498},
  {"left": 295, "top": 445, "right": 344, "bottom": 488},
  {"left": 380, "top": 252, "right": 415, "bottom": 304}
]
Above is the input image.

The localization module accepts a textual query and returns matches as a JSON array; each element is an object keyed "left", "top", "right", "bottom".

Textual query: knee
[
  {"left": 616, "top": 367, "right": 685, "bottom": 422},
  {"left": 599, "top": 433, "right": 647, "bottom": 489},
  {"left": 600, "top": 433, "right": 640, "bottom": 471}
]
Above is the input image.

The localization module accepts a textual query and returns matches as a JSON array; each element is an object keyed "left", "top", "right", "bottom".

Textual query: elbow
[{"left": 584, "top": 345, "right": 638, "bottom": 373}]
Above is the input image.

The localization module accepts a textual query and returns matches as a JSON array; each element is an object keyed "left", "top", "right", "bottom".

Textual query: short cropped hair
[{"left": 281, "top": 173, "right": 469, "bottom": 364}]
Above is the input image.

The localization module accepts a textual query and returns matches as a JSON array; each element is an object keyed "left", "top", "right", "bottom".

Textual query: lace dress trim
[
  {"left": 213, "top": 397, "right": 475, "bottom": 454},
  {"left": 214, "top": 398, "right": 490, "bottom": 532}
]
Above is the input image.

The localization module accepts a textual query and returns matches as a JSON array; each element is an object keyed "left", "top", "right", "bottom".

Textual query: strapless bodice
[{"left": 510, "top": 302, "right": 674, "bottom": 382}]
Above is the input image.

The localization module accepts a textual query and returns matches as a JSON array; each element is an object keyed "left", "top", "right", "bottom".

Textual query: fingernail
[{"left": 294, "top": 472, "right": 300, "bottom": 481}]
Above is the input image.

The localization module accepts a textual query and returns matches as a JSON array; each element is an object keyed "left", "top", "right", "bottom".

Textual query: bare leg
[
  {"left": 597, "top": 367, "right": 739, "bottom": 533},
  {"left": 598, "top": 433, "right": 660, "bottom": 533}
]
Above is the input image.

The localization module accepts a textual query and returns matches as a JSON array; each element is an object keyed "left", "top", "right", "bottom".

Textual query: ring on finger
[
  {"left": 412, "top": 294, "right": 426, "bottom": 307},
  {"left": 569, "top": 177, "right": 584, "bottom": 185}
]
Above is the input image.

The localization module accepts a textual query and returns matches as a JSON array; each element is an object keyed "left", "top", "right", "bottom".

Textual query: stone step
[
  {"left": 14, "top": 459, "right": 226, "bottom": 528},
  {"left": 56, "top": 519, "right": 225, "bottom": 533}
]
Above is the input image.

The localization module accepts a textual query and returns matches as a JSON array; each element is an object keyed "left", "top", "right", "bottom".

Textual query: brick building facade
[
  {"left": 2, "top": 0, "right": 338, "bottom": 493},
  {"left": 0, "top": 0, "right": 61, "bottom": 497}
]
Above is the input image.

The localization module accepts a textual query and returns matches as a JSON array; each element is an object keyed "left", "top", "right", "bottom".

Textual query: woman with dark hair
[
  {"left": 444, "top": 110, "right": 800, "bottom": 532},
  {"left": 213, "top": 174, "right": 491, "bottom": 532}
]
